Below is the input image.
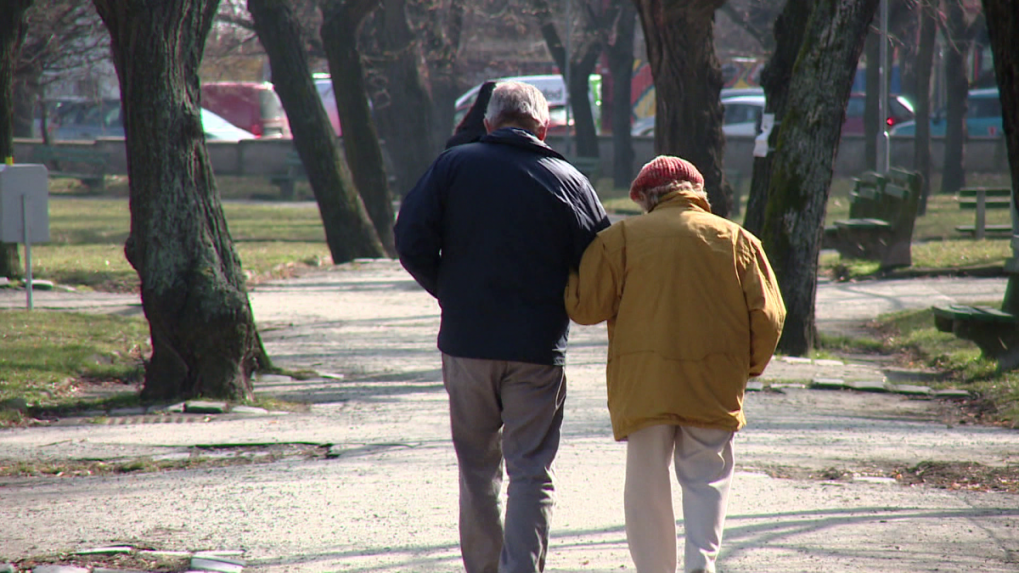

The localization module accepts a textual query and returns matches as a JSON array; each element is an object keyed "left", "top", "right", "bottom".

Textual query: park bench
[
  {"left": 933, "top": 304, "right": 1019, "bottom": 371},
  {"left": 567, "top": 156, "right": 602, "bottom": 181},
  {"left": 30, "top": 145, "right": 110, "bottom": 192},
  {"left": 954, "top": 187, "right": 1012, "bottom": 239},
  {"left": 829, "top": 168, "right": 921, "bottom": 269},
  {"left": 268, "top": 150, "right": 305, "bottom": 199}
]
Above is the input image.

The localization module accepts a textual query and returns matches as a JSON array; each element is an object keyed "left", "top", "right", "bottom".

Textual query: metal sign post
[{"left": 0, "top": 164, "right": 49, "bottom": 310}]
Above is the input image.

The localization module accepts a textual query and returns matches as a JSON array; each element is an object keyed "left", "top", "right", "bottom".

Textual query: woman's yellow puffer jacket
[{"left": 565, "top": 189, "right": 786, "bottom": 440}]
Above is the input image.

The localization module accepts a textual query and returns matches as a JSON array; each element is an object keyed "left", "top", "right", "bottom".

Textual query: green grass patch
[
  {"left": 23, "top": 197, "right": 330, "bottom": 292},
  {"left": 818, "top": 304, "right": 1019, "bottom": 427},
  {"left": 0, "top": 310, "right": 150, "bottom": 418}
]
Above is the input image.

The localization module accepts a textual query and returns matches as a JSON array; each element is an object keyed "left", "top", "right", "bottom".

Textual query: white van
[{"left": 453, "top": 74, "right": 601, "bottom": 135}]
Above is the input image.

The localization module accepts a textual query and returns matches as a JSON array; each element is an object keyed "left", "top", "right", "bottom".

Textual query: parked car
[
  {"left": 842, "top": 93, "right": 915, "bottom": 134},
  {"left": 200, "top": 108, "right": 256, "bottom": 141},
  {"left": 314, "top": 73, "right": 342, "bottom": 136},
  {"left": 45, "top": 98, "right": 253, "bottom": 141},
  {"left": 48, "top": 98, "right": 124, "bottom": 141},
  {"left": 890, "top": 87, "right": 1003, "bottom": 138},
  {"left": 200, "top": 81, "right": 291, "bottom": 138},
  {"left": 453, "top": 74, "right": 601, "bottom": 135},
  {"left": 631, "top": 94, "right": 765, "bottom": 137}
]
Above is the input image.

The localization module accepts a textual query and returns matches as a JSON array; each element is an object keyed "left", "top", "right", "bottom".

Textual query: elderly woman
[{"left": 565, "top": 156, "right": 786, "bottom": 573}]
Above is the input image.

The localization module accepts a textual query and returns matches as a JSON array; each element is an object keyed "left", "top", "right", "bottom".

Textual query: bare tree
[
  {"left": 913, "top": 0, "right": 938, "bottom": 214},
  {"left": 320, "top": 0, "right": 396, "bottom": 256},
  {"left": 92, "top": 0, "right": 269, "bottom": 401},
  {"left": 363, "top": 0, "right": 439, "bottom": 194},
  {"left": 247, "top": 0, "right": 385, "bottom": 263},
  {"left": 759, "top": 0, "right": 879, "bottom": 355},
  {"left": 633, "top": 0, "right": 734, "bottom": 219},
  {"left": 941, "top": 0, "right": 983, "bottom": 193},
  {"left": 605, "top": 0, "right": 637, "bottom": 186},
  {"left": 0, "top": 0, "right": 33, "bottom": 281}
]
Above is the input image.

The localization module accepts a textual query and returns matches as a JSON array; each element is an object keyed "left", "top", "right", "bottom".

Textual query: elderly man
[
  {"left": 565, "top": 156, "right": 786, "bottom": 573},
  {"left": 395, "top": 81, "right": 610, "bottom": 573}
]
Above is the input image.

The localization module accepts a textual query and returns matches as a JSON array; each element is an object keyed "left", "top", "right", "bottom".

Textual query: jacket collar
[
  {"left": 649, "top": 189, "right": 713, "bottom": 214},
  {"left": 481, "top": 127, "right": 566, "bottom": 160}
]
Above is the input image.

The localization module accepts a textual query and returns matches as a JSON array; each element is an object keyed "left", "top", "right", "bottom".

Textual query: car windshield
[{"left": 201, "top": 108, "right": 255, "bottom": 140}]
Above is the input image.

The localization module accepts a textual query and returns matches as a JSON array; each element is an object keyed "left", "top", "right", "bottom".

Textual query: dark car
[
  {"left": 200, "top": 81, "right": 291, "bottom": 138},
  {"left": 842, "top": 93, "right": 915, "bottom": 134},
  {"left": 48, "top": 98, "right": 124, "bottom": 140}
]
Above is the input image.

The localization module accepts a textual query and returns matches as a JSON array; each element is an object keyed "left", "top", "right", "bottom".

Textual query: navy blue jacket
[{"left": 394, "top": 127, "right": 610, "bottom": 366}]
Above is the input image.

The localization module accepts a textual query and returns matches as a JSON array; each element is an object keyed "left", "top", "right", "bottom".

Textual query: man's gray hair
[{"left": 485, "top": 81, "right": 551, "bottom": 133}]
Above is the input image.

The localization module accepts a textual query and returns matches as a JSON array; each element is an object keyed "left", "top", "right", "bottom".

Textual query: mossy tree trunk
[
  {"left": 0, "top": 1, "right": 31, "bottom": 280},
  {"left": 742, "top": 0, "right": 812, "bottom": 236},
  {"left": 759, "top": 0, "right": 879, "bottom": 356},
  {"left": 247, "top": 0, "right": 384, "bottom": 263},
  {"left": 92, "top": 0, "right": 269, "bottom": 402},
  {"left": 980, "top": 0, "right": 1019, "bottom": 314},
  {"left": 634, "top": 0, "right": 732, "bottom": 219},
  {"left": 320, "top": 0, "right": 396, "bottom": 257}
]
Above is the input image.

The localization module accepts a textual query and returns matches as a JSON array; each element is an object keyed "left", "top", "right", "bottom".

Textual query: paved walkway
[{"left": 1, "top": 261, "right": 1017, "bottom": 572}]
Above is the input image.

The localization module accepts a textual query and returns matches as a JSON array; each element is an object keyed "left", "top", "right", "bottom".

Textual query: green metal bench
[
  {"left": 933, "top": 304, "right": 1019, "bottom": 370},
  {"left": 30, "top": 145, "right": 110, "bottom": 192},
  {"left": 830, "top": 169, "right": 921, "bottom": 269},
  {"left": 955, "top": 187, "right": 1012, "bottom": 239}
]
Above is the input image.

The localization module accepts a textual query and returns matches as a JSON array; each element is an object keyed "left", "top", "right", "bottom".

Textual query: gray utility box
[{"left": 0, "top": 163, "right": 49, "bottom": 244}]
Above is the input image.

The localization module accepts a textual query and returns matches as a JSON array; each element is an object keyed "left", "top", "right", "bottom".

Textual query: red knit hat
[{"left": 629, "top": 156, "right": 704, "bottom": 202}]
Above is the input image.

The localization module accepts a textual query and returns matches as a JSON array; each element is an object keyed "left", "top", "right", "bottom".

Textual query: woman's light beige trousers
[{"left": 624, "top": 424, "right": 735, "bottom": 573}]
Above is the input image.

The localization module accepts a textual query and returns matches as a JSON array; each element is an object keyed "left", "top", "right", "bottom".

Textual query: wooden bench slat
[
  {"left": 959, "top": 187, "right": 1011, "bottom": 198},
  {"left": 933, "top": 304, "right": 1018, "bottom": 323}
]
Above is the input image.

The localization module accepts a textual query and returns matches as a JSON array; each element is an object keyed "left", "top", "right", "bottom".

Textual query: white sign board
[{"left": 0, "top": 164, "right": 50, "bottom": 243}]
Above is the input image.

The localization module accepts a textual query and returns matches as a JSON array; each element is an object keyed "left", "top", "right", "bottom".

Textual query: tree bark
[
  {"left": 760, "top": 0, "right": 879, "bottom": 356},
  {"left": 247, "top": 0, "right": 385, "bottom": 263},
  {"left": 979, "top": 0, "right": 1019, "bottom": 313},
  {"left": 941, "top": 0, "right": 970, "bottom": 193},
  {"left": 366, "top": 0, "right": 438, "bottom": 195},
  {"left": 93, "top": 0, "right": 267, "bottom": 402},
  {"left": 634, "top": 0, "right": 732, "bottom": 219},
  {"left": 529, "top": 0, "right": 604, "bottom": 159},
  {"left": 320, "top": 0, "right": 396, "bottom": 257},
  {"left": 607, "top": 0, "right": 636, "bottom": 187},
  {"left": 863, "top": 30, "right": 879, "bottom": 171},
  {"left": 914, "top": 0, "right": 938, "bottom": 215},
  {"left": 743, "top": 0, "right": 813, "bottom": 236},
  {"left": 0, "top": 0, "right": 31, "bottom": 280},
  {"left": 419, "top": 0, "right": 465, "bottom": 152}
]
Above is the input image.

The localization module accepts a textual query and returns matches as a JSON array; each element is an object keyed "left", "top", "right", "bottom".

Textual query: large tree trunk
[
  {"left": 607, "top": 0, "right": 637, "bottom": 188},
  {"left": 743, "top": 0, "right": 813, "bottom": 236},
  {"left": 93, "top": 0, "right": 266, "bottom": 402},
  {"left": 980, "top": 0, "right": 1019, "bottom": 313},
  {"left": 366, "top": 0, "right": 437, "bottom": 195},
  {"left": 420, "top": 0, "right": 465, "bottom": 152},
  {"left": 0, "top": 1, "right": 31, "bottom": 281},
  {"left": 941, "top": 0, "right": 970, "bottom": 193},
  {"left": 247, "top": 0, "right": 384, "bottom": 263},
  {"left": 914, "top": 0, "right": 938, "bottom": 215},
  {"left": 320, "top": 0, "right": 396, "bottom": 257},
  {"left": 760, "top": 0, "right": 878, "bottom": 356},
  {"left": 634, "top": 0, "right": 732, "bottom": 219}
]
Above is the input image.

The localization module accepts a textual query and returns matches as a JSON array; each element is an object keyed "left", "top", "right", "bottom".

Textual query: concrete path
[{"left": 1, "top": 261, "right": 1017, "bottom": 572}]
